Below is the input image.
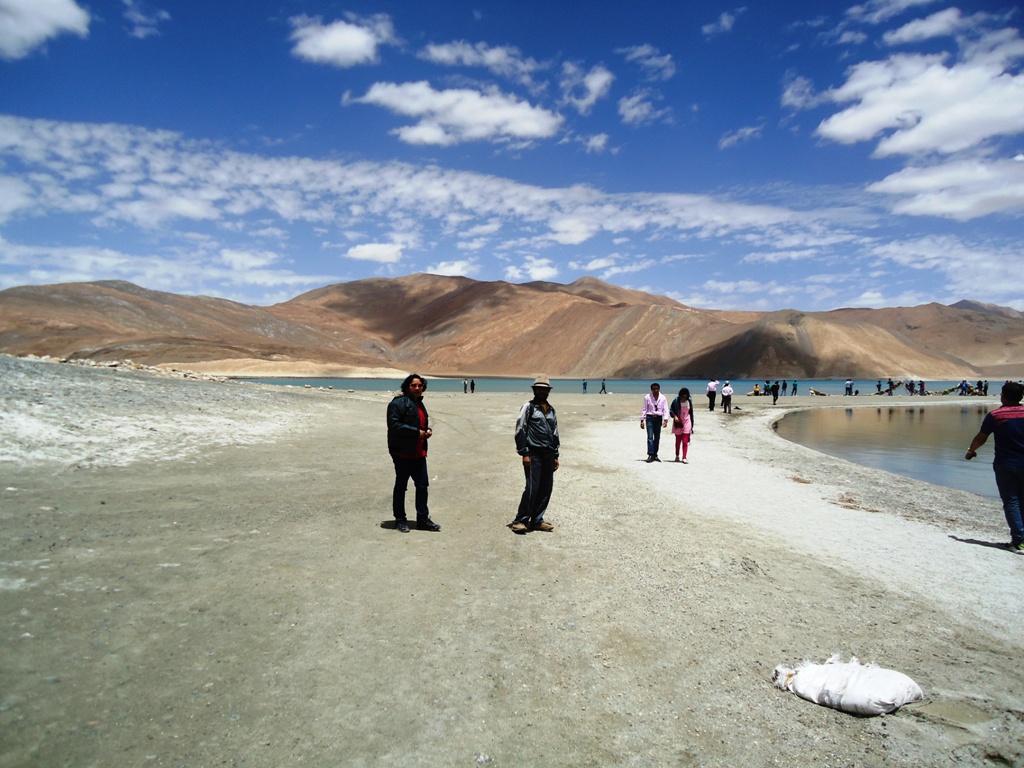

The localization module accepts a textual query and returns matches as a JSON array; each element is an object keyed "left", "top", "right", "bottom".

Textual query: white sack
[{"left": 772, "top": 654, "right": 923, "bottom": 716}]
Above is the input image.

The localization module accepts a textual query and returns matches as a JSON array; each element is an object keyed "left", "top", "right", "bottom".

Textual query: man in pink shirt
[{"left": 640, "top": 382, "right": 670, "bottom": 462}]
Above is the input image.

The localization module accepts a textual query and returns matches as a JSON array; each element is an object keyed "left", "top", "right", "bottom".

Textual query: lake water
[
  {"left": 773, "top": 404, "right": 998, "bottom": 498},
  {"left": 241, "top": 376, "right": 964, "bottom": 397}
]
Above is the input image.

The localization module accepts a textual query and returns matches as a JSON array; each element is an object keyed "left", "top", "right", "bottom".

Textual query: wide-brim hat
[{"left": 532, "top": 375, "right": 552, "bottom": 389}]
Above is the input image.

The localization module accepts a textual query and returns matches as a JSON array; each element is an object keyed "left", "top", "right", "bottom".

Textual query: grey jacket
[{"left": 515, "top": 399, "right": 559, "bottom": 457}]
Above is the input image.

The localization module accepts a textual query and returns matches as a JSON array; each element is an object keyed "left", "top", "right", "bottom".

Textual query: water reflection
[{"left": 775, "top": 404, "right": 996, "bottom": 498}]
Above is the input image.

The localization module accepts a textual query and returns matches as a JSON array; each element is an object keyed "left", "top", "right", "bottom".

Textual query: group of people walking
[{"left": 640, "top": 383, "right": 695, "bottom": 463}]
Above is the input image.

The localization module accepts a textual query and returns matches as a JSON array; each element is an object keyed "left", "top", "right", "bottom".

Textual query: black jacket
[{"left": 387, "top": 394, "right": 428, "bottom": 457}]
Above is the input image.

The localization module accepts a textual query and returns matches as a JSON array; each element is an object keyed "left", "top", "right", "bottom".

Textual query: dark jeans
[
  {"left": 994, "top": 464, "right": 1024, "bottom": 544},
  {"left": 392, "top": 455, "right": 429, "bottom": 522},
  {"left": 645, "top": 415, "right": 663, "bottom": 457},
  {"left": 707, "top": 392, "right": 716, "bottom": 411},
  {"left": 721, "top": 395, "right": 732, "bottom": 413},
  {"left": 516, "top": 451, "right": 555, "bottom": 525}
]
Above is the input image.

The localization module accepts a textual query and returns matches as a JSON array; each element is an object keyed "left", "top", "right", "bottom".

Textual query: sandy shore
[{"left": 1, "top": 356, "right": 1022, "bottom": 767}]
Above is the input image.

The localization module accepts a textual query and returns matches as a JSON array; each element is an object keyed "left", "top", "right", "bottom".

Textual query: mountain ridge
[{"left": 1, "top": 275, "right": 1021, "bottom": 379}]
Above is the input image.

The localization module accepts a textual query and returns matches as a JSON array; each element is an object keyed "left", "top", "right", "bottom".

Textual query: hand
[
  {"left": 553, "top": 458, "right": 559, "bottom": 471},
  {"left": 965, "top": 449, "right": 976, "bottom": 460},
  {"left": 523, "top": 455, "right": 531, "bottom": 466}
]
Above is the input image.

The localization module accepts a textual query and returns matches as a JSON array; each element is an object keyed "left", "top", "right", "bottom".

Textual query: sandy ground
[{"left": 1, "top": 355, "right": 1022, "bottom": 768}]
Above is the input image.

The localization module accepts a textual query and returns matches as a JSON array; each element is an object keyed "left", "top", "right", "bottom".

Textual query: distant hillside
[{"left": 1, "top": 275, "right": 1021, "bottom": 378}]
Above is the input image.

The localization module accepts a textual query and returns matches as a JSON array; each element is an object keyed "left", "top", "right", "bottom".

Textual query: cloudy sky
[{"left": 1, "top": 0, "right": 1022, "bottom": 310}]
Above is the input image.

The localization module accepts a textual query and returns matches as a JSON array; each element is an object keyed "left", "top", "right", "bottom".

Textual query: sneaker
[
  {"left": 681, "top": 459, "right": 688, "bottom": 464},
  {"left": 509, "top": 522, "right": 528, "bottom": 534},
  {"left": 652, "top": 456, "right": 661, "bottom": 462},
  {"left": 417, "top": 519, "right": 441, "bottom": 532},
  {"left": 645, "top": 455, "right": 655, "bottom": 463},
  {"left": 1005, "top": 541, "right": 1024, "bottom": 554},
  {"left": 396, "top": 520, "right": 410, "bottom": 533},
  {"left": 530, "top": 521, "right": 554, "bottom": 532}
]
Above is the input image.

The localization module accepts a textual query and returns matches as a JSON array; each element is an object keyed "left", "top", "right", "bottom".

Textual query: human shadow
[{"left": 948, "top": 535, "right": 1014, "bottom": 552}]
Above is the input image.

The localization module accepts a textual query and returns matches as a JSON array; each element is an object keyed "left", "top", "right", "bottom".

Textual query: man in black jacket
[
  {"left": 510, "top": 376, "right": 560, "bottom": 534},
  {"left": 386, "top": 374, "right": 441, "bottom": 533}
]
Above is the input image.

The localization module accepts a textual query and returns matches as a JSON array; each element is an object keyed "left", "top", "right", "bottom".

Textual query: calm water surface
[{"left": 775, "top": 404, "right": 998, "bottom": 498}]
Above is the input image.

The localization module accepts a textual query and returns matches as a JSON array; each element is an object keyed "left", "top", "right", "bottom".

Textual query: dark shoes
[
  {"left": 417, "top": 519, "right": 441, "bottom": 532},
  {"left": 397, "top": 520, "right": 410, "bottom": 533},
  {"left": 508, "top": 520, "right": 553, "bottom": 533}
]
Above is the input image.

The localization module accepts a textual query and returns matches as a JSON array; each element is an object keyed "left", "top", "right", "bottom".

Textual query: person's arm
[
  {"left": 515, "top": 402, "right": 531, "bottom": 457},
  {"left": 689, "top": 399, "right": 695, "bottom": 431},
  {"left": 387, "top": 399, "right": 418, "bottom": 437},
  {"left": 640, "top": 394, "right": 650, "bottom": 425},
  {"left": 965, "top": 431, "right": 989, "bottom": 460}
]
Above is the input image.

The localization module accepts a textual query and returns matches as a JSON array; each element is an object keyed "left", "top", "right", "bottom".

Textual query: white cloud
[
  {"left": 349, "top": 81, "right": 563, "bottom": 146},
  {"left": 0, "top": 0, "right": 89, "bottom": 59},
  {"left": 816, "top": 36, "right": 1024, "bottom": 157},
  {"left": 845, "top": 0, "right": 941, "bottom": 26},
  {"left": 426, "top": 258, "right": 479, "bottom": 277},
  {"left": 504, "top": 256, "right": 558, "bottom": 282},
  {"left": 569, "top": 256, "right": 617, "bottom": 271},
  {"left": 289, "top": 13, "right": 396, "bottom": 68},
  {"left": 560, "top": 62, "right": 614, "bottom": 115},
  {"left": 867, "top": 157, "right": 1024, "bottom": 219},
  {"left": 883, "top": 8, "right": 974, "bottom": 46},
  {"left": 868, "top": 235, "right": 1024, "bottom": 307},
  {"left": 618, "top": 89, "right": 670, "bottom": 127},
  {"left": 418, "top": 40, "right": 544, "bottom": 88},
  {"left": 718, "top": 124, "right": 764, "bottom": 149},
  {"left": 618, "top": 44, "right": 676, "bottom": 81},
  {"left": 121, "top": 0, "right": 169, "bottom": 40},
  {"left": 702, "top": 11, "right": 740, "bottom": 37},
  {"left": 582, "top": 133, "right": 610, "bottom": 153},
  {"left": 344, "top": 243, "right": 403, "bottom": 263}
]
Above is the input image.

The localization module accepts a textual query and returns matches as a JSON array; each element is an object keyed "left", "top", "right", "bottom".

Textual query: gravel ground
[{"left": 1, "top": 355, "right": 1022, "bottom": 767}]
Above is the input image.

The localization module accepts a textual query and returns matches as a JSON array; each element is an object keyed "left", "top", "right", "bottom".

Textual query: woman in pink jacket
[{"left": 670, "top": 387, "right": 695, "bottom": 463}]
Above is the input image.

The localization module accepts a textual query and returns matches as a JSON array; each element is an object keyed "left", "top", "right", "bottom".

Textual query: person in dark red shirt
[
  {"left": 966, "top": 381, "right": 1024, "bottom": 553},
  {"left": 387, "top": 374, "right": 441, "bottom": 533}
]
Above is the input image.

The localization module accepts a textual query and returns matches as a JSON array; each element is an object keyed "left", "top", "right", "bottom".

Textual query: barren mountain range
[{"left": 1, "top": 275, "right": 1022, "bottom": 379}]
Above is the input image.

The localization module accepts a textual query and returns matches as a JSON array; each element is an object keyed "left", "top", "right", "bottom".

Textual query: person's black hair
[
  {"left": 401, "top": 373, "right": 427, "bottom": 396},
  {"left": 650, "top": 382, "right": 660, "bottom": 390},
  {"left": 678, "top": 387, "right": 690, "bottom": 400},
  {"left": 1002, "top": 381, "right": 1023, "bottom": 404}
]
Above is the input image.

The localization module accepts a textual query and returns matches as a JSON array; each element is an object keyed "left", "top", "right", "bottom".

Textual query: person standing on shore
[
  {"left": 706, "top": 378, "right": 719, "bottom": 412},
  {"left": 386, "top": 374, "right": 441, "bottom": 533},
  {"left": 791, "top": 381, "right": 798, "bottom": 396},
  {"left": 600, "top": 378, "right": 607, "bottom": 394},
  {"left": 463, "top": 378, "right": 468, "bottom": 393},
  {"left": 511, "top": 376, "right": 559, "bottom": 534},
  {"left": 721, "top": 380, "right": 734, "bottom": 413},
  {"left": 771, "top": 380, "right": 780, "bottom": 404},
  {"left": 582, "top": 379, "right": 587, "bottom": 394},
  {"left": 670, "top": 387, "right": 695, "bottom": 462},
  {"left": 641, "top": 382, "right": 670, "bottom": 462},
  {"left": 470, "top": 378, "right": 476, "bottom": 394},
  {"left": 965, "top": 381, "right": 1024, "bottom": 553}
]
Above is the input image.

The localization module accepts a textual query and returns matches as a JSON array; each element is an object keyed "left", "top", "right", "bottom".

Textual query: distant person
[
  {"left": 721, "top": 380, "right": 734, "bottom": 414},
  {"left": 706, "top": 378, "right": 719, "bottom": 411},
  {"left": 582, "top": 379, "right": 587, "bottom": 394},
  {"left": 984, "top": 381, "right": 990, "bottom": 396},
  {"left": 463, "top": 378, "right": 468, "bottom": 394},
  {"left": 600, "top": 378, "right": 607, "bottom": 394},
  {"left": 965, "top": 381, "right": 1024, "bottom": 553},
  {"left": 511, "top": 376, "right": 559, "bottom": 534},
  {"left": 670, "top": 387, "right": 695, "bottom": 463},
  {"left": 470, "top": 378, "right": 476, "bottom": 394},
  {"left": 641, "top": 382, "right": 669, "bottom": 462},
  {"left": 753, "top": 383, "right": 760, "bottom": 396},
  {"left": 887, "top": 378, "right": 895, "bottom": 396},
  {"left": 845, "top": 379, "right": 854, "bottom": 396},
  {"left": 386, "top": 374, "right": 440, "bottom": 533},
  {"left": 781, "top": 380, "right": 788, "bottom": 396},
  {"left": 791, "top": 381, "right": 798, "bottom": 396},
  {"left": 877, "top": 380, "right": 882, "bottom": 394},
  {"left": 770, "top": 380, "right": 780, "bottom": 405},
  {"left": 919, "top": 380, "right": 926, "bottom": 396}
]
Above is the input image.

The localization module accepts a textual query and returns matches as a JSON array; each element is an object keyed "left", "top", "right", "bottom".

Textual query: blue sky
[{"left": 1, "top": 0, "right": 1022, "bottom": 311}]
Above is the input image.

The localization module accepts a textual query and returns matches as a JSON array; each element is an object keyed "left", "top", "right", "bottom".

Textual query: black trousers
[
  {"left": 392, "top": 455, "right": 429, "bottom": 521},
  {"left": 516, "top": 451, "right": 555, "bottom": 524}
]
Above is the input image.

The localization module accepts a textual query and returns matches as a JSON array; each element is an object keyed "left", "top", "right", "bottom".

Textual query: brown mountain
[{"left": 1, "top": 275, "right": 1021, "bottom": 378}]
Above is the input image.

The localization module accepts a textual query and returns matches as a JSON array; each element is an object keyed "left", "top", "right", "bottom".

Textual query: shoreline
[{"left": 2, "top": 355, "right": 1022, "bottom": 766}]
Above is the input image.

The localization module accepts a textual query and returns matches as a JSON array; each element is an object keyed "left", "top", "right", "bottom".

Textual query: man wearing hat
[{"left": 511, "top": 376, "right": 560, "bottom": 533}]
